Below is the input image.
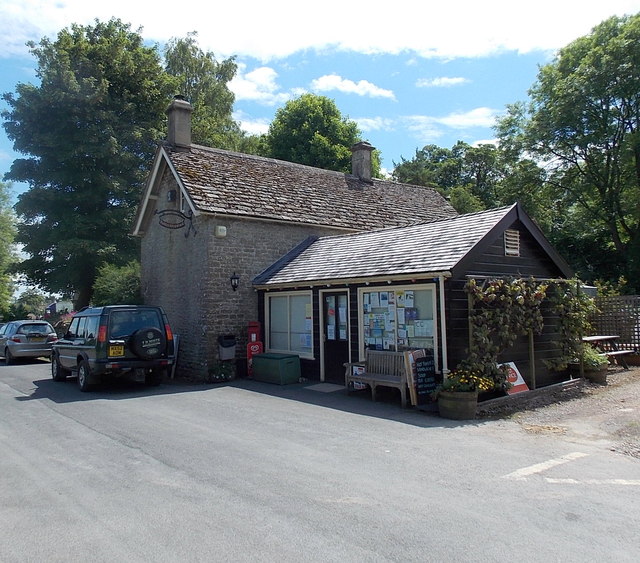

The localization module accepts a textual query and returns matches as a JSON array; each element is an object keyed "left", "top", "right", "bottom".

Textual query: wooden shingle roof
[
  {"left": 135, "top": 144, "right": 457, "bottom": 234},
  {"left": 253, "top": 204, "right": 573, "bottom": 287}
]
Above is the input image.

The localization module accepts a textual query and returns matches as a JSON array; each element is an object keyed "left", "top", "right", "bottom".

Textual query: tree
[
  {"left": 2, "top": 19, "right": 174, "bottom": 308},
  {"left": 0, "top": 181, "right": 17, "bottom": 318},
  {"left": 266, "top": 94, "right": 380, "bottom": 175},
  {"left": 392, "top": 144, "right": 460, "bottom": 188},
  {"left": 164, "top": 32, "right": 244, "bottom": 150},
  {"left": 448, "top": 186, "right": 485, "bottom": 214},
  {"left": 9, "top": 287, "right": 52, "bottom": 320},
  {"left": 496, "top": 14, "right": 640, "bottom": 290},
  {"left": 92, "top": 261, "right": 141, "bottom": 306},
  {"left": 392, "top": 141, "right": 503, "bottom": 210}
]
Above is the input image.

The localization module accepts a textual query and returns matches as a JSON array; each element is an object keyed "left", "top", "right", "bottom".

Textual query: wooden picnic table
[{"left": 582, "top": 335, "right": 633, "bottom": 369}]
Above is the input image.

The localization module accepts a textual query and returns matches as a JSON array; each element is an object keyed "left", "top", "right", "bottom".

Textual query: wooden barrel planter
[
  {"left": 584, "top": 366, "right": 608, "bottom": 385},
  {"left": 437, "top": 390, "right": 478, "bottom": 420}
]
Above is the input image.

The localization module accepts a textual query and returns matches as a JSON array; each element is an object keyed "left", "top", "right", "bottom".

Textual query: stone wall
[{"left": 140, "top": 169, "right": 342, "bottom": 379}]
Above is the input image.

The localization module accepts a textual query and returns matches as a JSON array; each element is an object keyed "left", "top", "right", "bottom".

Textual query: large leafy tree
[
  {"left": 496, "top": 14, "right": 640, "bottom": 289},
  {"left": 0, "top": 181, "right": 17, "bottom": 318},
  {"left": 266, "top": 94, "right": 380, "bottom": 175},
  {"left": 164, "top": 32, "right": 245, "bottom": 150},
  {"left": 92, "top": 260, "right": 141, "bottom": 306},
  {"left": 392, "top": 141, "right": 504, "bottom": 210},
  {"left": 2, "top": 19, "right": 174, "bottom": 308}
]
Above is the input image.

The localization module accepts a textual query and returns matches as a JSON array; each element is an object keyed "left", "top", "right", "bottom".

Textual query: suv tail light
[
  {"left": 165, "top": 324, "right": 173, "bottom": 341},
  {"left": 98, "top": 325, "right": 108, "bottom": 343}
]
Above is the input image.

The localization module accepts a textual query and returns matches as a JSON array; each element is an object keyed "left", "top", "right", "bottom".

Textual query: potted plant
[
  {"left": 578, "top": 345, "right": 609, "bottom": 384},
  {"left": 434, "top": 366, "right": 495, "bottom": 420},
  {"left": 207, "top": 360, "right": 236, "bottom": 383}
]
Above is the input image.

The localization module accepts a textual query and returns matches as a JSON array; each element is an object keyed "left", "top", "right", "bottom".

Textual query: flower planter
[
  {"left": 584, "top": 365, "right": 608, "bottom": 385},
  {"left": 438, "top": 390, "right": 478, "bottom": 420}
]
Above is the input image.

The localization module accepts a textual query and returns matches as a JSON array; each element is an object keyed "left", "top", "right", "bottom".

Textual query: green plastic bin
[{"left": 252, "top": 353, "right": 301, "bottom": 385}]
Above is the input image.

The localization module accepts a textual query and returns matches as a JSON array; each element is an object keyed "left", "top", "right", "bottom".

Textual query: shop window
[
  {"left": 266, "top": 292, "right": 313, "bottom": 357},
  {"left": 359, "top": 285, "right": 437, "bottom": 358}
]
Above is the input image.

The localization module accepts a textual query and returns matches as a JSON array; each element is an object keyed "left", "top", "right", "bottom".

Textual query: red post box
[
  {"left": 247, "top": 321, "right": 261, "bottom": 343},
  {"left": 247, "top": 321, "right": 263, "bottom": 377}
]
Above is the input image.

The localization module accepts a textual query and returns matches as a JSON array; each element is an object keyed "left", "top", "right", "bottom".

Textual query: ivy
[
  {"left": 463, "top": 277, "right": 594, "bottom": 390},
  {"left": 544, "top": 280, "right": 597, "bottom": 371},
  {"left": 465, "top": 278, "right": 548, "bottom": 391}
]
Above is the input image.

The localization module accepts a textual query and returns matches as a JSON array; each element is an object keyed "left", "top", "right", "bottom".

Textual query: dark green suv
[{"left": 51, "top": 305, "right": 175, "bottom": 391}]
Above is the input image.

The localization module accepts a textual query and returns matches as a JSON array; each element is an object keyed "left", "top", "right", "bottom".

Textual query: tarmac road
[{"left": 1, "top": 361, "right": 639, "bottom": 562}]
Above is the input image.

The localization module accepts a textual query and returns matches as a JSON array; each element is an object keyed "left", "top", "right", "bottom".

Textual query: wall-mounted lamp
[{"left": 230, "top": 272, "right": 240, "bottom": 291}]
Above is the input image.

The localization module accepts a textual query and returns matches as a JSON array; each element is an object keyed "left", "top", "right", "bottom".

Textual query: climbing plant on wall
[
  {"left": 463, "top": 277, "right": 595, "bottom": 389},
  {"left": 464, "top": 277, "right": 549, "bottom": 390},
  {"left": 544, "top": 280, "right": 597, "bottom": 371}
]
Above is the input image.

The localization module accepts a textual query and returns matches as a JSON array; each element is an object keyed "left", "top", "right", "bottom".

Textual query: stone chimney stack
[
  {"left": 351, "top": 141, "right": 374, "bottom": 182},
  {"left": 166, "top": 95, "right": 193, "bottom": 149}
]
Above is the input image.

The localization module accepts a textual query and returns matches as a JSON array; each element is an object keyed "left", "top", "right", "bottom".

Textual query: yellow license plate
[
  {"left": 109, "top": 345, "right": 125, "bottom": 357},
  {"left": 30, "top": 337, "right": 45, "bottom": 342}
]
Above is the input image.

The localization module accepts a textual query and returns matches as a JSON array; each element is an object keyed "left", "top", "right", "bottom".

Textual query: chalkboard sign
[
  {"left": 404, "top": 349, "right": 438, "bottom": 406},
  {"left": 414, "top": 353, "right": 437, "bottom": 405}
]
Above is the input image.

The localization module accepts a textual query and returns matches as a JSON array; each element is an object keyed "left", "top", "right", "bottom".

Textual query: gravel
[{"left": 477, "top": 366, "right": 640, "bottom": 459}]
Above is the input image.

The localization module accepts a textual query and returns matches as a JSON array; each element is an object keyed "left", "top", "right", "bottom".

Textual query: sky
[{"left": 1, "top": 0, "right": 640, "bottom": 200}]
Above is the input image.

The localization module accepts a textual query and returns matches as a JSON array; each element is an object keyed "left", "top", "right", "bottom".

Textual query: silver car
[{"left": 0, "top": 320, "right": 58, "bottom": 364}]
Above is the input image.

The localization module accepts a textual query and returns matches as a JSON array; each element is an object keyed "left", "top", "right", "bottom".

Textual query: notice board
[{"left": 404, "top": 349, "right": 438, "bottom": 406}]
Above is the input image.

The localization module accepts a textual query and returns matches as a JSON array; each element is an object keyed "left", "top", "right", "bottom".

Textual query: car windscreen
[
  {"left": 17, "top": 323, "right": 54, "bottom": 334},
  {"left": 108, "top": 309, "right": 163, "bottom": 338}
]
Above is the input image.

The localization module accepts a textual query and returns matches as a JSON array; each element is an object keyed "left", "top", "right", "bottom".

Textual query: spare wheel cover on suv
[{"left": 131, "top": 327, "right": 166, "bottom": 359}]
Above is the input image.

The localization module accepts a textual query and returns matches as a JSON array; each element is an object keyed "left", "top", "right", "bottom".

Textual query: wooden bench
[
  {"left": 344, "top": 350, "right": 409, "bottom": 408},
  {"left": 583, "top": 335, "right": 633, "bottom": 369},
  {"left": 598, "top": 350, "right": 634, "bottom": 369}
]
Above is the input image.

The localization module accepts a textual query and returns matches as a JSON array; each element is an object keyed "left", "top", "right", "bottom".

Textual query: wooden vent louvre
[{"left": 504, "top": 229, "right": 520, "bottom": 256}]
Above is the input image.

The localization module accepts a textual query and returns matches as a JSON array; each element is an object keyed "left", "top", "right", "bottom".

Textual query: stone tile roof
[
  {"left": 253, "top": 205, "right": 519, "bottom": 286},
  {"left": 166, "top": 145, "right": 457, "bottom": 231}
]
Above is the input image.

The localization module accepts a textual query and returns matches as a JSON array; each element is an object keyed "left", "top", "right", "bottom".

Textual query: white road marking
[
  {"left": 503, "top": 452, "right": 589, "bottom": 480},
  {"left": 545, "top": 478, "right": 640, "bottom": 485}
]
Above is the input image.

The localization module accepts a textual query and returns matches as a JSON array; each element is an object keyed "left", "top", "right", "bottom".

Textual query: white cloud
[
  {"left": 436, "top": 107, "right": 500, "bottom": 129},
  {"left": 2, "top": 0, "right": 638, "bottom": 60},
  {"left": 229, "top": 65, "right": 290, "bottom": 106},
  {"left": 416, "top": 77, "right": 470, "bottom": 88},
  {"left": 472, "top": 139, "right": 499, "bottom": 147},
  {"left": 402, "top": 116, "right": 444, "bottom": 143},
  {"left": 310, "top": 74, "right": 395, "bottom": 99},
  {"left": 355, "top": 117, "right": 396, "bottom": 132},
  {"left": 233, "top": 110, "right": 270, "bottom": 136},
  {"left": 402, "top": 107, "right": 502, "bottom": 143}
]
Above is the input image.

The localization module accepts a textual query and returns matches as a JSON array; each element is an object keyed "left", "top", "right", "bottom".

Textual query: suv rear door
[{"left": 106, "top": 307, "right": 168, "bottom": 360}]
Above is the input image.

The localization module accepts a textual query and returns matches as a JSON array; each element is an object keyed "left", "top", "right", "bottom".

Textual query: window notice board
[{"left": 404, "top": 349, "right": 438, "bottom": 406}]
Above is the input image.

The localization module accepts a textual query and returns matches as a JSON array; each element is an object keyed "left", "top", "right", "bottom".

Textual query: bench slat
[{"left": 345, "top": 350, "right": 409, "bottom": 407}]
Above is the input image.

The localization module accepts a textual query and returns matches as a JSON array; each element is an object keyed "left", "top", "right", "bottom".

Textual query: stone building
[{"left": 132, "top": 97, "right": 457, "bottom": 379}]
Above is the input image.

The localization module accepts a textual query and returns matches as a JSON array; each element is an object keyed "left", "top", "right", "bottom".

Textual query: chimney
[
  {"left": 351, "top": 141, "right": 374, "bottom": 182},
  {"left": 166, "top": 95, "right": 193, "bottom": 149}
]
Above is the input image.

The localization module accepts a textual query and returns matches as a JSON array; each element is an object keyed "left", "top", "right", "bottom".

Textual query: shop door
[{"left": 322, "top": 292, "right": 349, "bottom": 384}]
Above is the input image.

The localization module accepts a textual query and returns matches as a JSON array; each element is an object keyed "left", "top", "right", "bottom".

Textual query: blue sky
[{"left": 1, "top": 0, "right": 640, "bottom": 200}]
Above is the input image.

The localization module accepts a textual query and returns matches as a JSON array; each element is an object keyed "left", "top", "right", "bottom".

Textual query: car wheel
[
  {"left": 77, "top": 360, "right": 92, "bottom": 392},
  {"left": 51, "top": 354, "right": 68, "bottom": 382},
  {"left": 4, "top": 347, "right": 14, "bottom": 366},
  {"left": 131, "top": 327, "right": 165, "bottom": 360},
  {"left": 145, "top": 367, "right": 164, "bottom": 386}
]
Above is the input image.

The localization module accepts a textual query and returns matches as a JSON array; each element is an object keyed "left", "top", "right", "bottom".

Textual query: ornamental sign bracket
[{"left": 154, "top": 209, "right": 197, "bottom": 238}]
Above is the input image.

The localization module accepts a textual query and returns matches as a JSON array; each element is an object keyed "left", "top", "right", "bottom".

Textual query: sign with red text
[
  {"left": 247, "top": 341, "right": 264, "bottom": 377},
  {"left": 501, "top": 362, "right": 529, "bottom": 394}
]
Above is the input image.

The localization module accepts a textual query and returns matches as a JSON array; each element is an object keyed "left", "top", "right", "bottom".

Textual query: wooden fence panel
[{"left": 592, "top": 296, "right": 640, "bottom": 349}]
